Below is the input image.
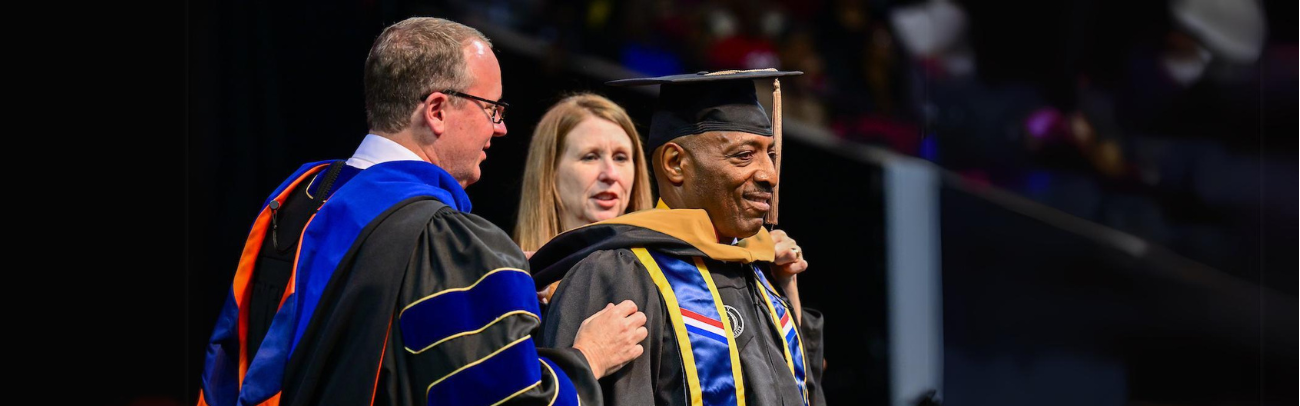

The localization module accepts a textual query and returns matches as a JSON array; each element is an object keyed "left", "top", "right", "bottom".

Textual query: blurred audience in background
[{"left": 445, "top": 0, "right": 1294, "bottom": 292}]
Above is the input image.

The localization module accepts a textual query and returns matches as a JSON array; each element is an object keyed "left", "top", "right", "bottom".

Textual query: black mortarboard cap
[{"left": 607, "top": 69, "right": 802, "bottom": 153}]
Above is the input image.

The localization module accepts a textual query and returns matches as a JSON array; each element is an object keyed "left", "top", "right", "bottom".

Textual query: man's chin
[
  {"left": 721, "top": 218, "right": 766, "bottom": 240},
  {"left": 457, "top": 169, "right": 481, "bottom": 188}
]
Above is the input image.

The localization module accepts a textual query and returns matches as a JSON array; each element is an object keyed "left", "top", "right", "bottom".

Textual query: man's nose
[
  {"left": 754, "top": 155, "right": 778, "bottom": 187},
  {"left": 493, "top": 118, "right": 508, "bottom": 137}
]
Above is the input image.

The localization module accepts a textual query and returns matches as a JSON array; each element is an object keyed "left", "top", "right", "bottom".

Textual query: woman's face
[{"left": 555, "top": 117, "right": 637, "bottom": 231}]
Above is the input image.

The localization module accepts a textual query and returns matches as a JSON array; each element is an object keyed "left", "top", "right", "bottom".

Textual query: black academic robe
[
  {"left": 201, "top": 160, "right": 600, "bottom": 406},
  {"left": 531, "top": 208, "right": 826, "bottom": 406}
]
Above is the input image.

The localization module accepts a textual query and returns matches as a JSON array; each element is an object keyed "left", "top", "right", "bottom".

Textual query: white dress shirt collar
[{"left": 344, "top": 134, "right": 425, "bottom": 169}]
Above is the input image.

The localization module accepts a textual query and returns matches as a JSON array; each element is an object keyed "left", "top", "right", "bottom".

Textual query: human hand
[
  {"left": 572, "top": 300, "right": 648, "bottom": 378},
  {"left": 537, "top": 281, "right": 560, "bottom": 305},
  {"left": 770, "top": 229, "right": 808, "bottom": 284}
]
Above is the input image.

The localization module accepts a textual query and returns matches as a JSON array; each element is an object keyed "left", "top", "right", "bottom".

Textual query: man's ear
[
  {"left": 422, "top": 93, "right": 450, "bottom": 137},
  {"left": 661, "top": 142, "right": 688, "bottom": 186}
]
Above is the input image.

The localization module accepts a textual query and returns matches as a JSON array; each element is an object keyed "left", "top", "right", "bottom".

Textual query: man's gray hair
[{"left": 364, "top": 17, "right": 491, "bottom": 134}]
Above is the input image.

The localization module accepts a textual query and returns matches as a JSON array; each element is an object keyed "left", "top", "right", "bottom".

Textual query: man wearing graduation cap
[{"left": 531, "top": 69, "right": 826, "bottom": 406}]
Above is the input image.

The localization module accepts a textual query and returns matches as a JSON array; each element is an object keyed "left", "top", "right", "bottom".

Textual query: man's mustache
[{"left": 742, "top": 186, "right": 774, "bottom": 199}]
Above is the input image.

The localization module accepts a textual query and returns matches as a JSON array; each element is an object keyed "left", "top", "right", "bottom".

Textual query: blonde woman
[{"left": 515, "top": 93, "right": 654, "bottom": 299}]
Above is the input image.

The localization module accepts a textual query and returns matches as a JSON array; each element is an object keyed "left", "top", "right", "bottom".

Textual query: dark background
[{"left": 171, "top": 0, "right": 1296, "bottom": 405}]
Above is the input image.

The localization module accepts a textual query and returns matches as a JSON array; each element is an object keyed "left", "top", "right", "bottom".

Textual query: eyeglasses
[{"left": 422, "top": 90, "right": 508, "bottom": 124}]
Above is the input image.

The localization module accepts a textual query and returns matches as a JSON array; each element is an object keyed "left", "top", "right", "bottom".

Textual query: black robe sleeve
[
  {"left": 377, "top": 207, "right": 601, "bottom": 406},
  {"left": 800, "top": 308, "right": 827, "bottom": 406},
  {"left": 539, "top": 249, "right": 687, "bottom": 406}
]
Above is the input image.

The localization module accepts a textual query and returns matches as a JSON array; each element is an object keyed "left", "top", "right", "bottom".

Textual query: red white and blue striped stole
[
  {"left": 751, "top": 266, "right": 809, "bottom": 406},
  {"left": 631, "top": 248, "right": 746, "bottom": 406}
]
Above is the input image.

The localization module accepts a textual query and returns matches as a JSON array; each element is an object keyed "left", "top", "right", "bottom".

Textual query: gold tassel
[{"left": 767, "top": 78, "right": 782, "bottom": 225}]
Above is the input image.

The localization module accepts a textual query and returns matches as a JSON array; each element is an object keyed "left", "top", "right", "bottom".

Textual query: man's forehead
[
  {"left": 701, "top": 131, "right": 772, "bottom": 147},
  {"left": 461, "top": 40, "right": 501, "bottom": 94},
  {"left": 462, "top": 42, "right": 498, "bottom": 69},
  {"left": 669, "top": 131, "right": 771, "bottom": 154},
  {"left": 465, "top": 39, "right": 491, "bottom": 57}
]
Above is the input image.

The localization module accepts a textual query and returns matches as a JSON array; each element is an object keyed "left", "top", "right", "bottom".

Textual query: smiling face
[
  {"left": 554, "top": 116, "right": 637, "bottom": 231},
  {"left": 674, "top": 131, "right": 778, "bottom": 239}
]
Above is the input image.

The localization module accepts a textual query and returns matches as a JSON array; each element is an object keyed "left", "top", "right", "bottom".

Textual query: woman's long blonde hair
[{"left": 514, "top": 93, "right": 653, "bottom": 252}]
